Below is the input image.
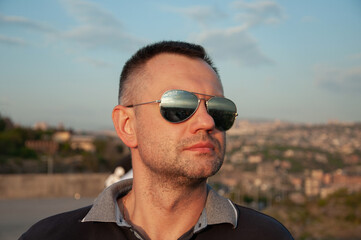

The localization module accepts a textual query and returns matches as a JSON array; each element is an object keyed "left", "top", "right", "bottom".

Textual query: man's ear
[{"left": 112, "top": 105, "right": 138, "bottom": 148}]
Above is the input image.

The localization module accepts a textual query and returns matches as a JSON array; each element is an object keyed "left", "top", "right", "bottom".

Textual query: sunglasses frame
[{"left": 126, "top": 89, "right": 238, "bottom": 130}]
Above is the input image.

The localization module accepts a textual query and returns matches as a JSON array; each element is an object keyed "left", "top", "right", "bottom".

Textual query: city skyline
[{"left": 1, "top": 0, "right": 361, "bottom": 130}]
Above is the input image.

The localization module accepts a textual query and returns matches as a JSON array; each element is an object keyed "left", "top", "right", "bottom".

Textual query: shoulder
[
  {"left": 19, "top": 205, "right": 92, "bottom": 240},
  {"left": 199, "top": 204, "right": 293, "bottom": 240},
  {"left": 234, "top": 204, "right": 294, "bottom": 239}
]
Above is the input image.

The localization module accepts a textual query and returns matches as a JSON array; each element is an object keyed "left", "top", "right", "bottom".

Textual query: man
[{"left": 20, "top": 41, "right": 293, "bottom": 240}]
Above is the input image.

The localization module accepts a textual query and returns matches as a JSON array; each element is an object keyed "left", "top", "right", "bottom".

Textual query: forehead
[{"left": 141, "top": 53, "right": 223, "bottom": 98}]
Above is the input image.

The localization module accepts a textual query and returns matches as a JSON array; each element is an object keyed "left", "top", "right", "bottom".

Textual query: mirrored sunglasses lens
[
  {"left": 160, "top": 90, "right": 199, "bottom": 122},
  {"left": 207, "top": 97, "right": 237, "bottom": 131}
]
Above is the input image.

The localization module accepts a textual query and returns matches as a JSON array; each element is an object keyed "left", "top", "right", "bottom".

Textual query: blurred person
[
  {"left": 105, "top": 154, "right": 133, "bottom": 187},
  {"left": 105, "top": 166, "right": 125, "bottom": 187},
  {"left": 19, "top": 41, "right": 293, "bottom": 240}
]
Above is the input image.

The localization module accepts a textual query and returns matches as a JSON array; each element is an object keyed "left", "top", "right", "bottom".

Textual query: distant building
[
  {"left": 289, "top": 176, "right": 302, "bottom": 191},
  {"left": 280, "top": 161, "right": 291, "bottom": 170},
  {"left": 242, "top": 145, "right": 256, "bottom": 154},
  {"left": 248, "top": 155, "right": 263, "bottom": 164},
  {"left": 53, "top": 131, "right": 71, "bottom": 143},
  {"left": 304, "top": 169, "right": 324, "bottom": 197},
  {"left": 343, "top": 154, "right": 360, "bottom": 164},
  {"left": 70, "top": 135, "right": 95, "bottom": 152},
  {"left": 311, "top": 169, "right": 324, "bottom": 181},
  {"left": 333, "top": 172, "right": 361, "bottom": 192},
  {"left": 315, "top": 153, "right": 328, "bottom": 163},
  {"left": 33, "top": 122, "right": 48, "bottom": 131},
  {"left": 305, "top": 177, "right": 320, "bottom": 197},
  {"left": 284, "top": 149, "right": 294, "bottom": 158},
  {"left": 257, "top": 162, "right": 275, "bottom": 177},
  {"left": 230, "top": 151, "right": 245, "bottom": 164},
  {"left": 25, "top": 140, "right": 58, "bottom": 154}
]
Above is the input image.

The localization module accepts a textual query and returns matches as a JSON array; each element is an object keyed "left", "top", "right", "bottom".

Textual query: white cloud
[
  {"left": 232, "top": 0, "right": 285, "bottom": 28},
  {"left": 0, "top": 34, "right": 26, "bottom": 46},
  {"left": 0, "top": 14, "right": 55, "bottom": 32},
  {"left": 165, "top": 5, "right": 227, "bottom": 27},
  {"left": 59, "top": 0, "right": 145, "bottom": 52},
  {"left": 61, "top": 0, "right": 122, "bottom": 28},
  {"left": 195, "top": 27, "right": 273, "bottom": 66},
  {"left": 169, "top": 1, "right": 283, "bottom": 67},
  {"left": 316, "top": 65, "right": 361, "bottom": 93},
  {"left": 0, "top": 1, "right": 145, "bottom": 53}
]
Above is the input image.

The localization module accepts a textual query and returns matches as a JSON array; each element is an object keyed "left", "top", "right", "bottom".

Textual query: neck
[
  {"left": 120, "top": 169, "right": 208, "bottom": 240},
  {"left": 136, "top": 170, "right": 207, "bottom": 210}
]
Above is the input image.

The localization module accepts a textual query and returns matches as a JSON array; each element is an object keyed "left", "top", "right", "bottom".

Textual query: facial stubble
[{"left": 138, "top": 130, "right": 225, "bottom": 187}]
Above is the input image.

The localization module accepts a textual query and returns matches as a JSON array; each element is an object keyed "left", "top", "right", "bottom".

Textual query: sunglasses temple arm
[{"left": 126, "top": 100, "right": 161, "bottom": 108}]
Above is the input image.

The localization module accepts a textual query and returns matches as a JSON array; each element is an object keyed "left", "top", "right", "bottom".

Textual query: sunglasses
[{"left": 126, "top": 89, "right": 238, "bottom": 131}]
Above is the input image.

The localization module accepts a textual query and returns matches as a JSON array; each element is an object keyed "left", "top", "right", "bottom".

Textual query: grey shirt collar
[{"left": 82, "top": 179, "right": 238, "bottom": 232}]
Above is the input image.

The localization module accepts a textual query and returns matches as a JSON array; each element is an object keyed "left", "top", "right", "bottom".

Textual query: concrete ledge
[{"left": 0, "top": 173, "right": 109, "bottom": 199}]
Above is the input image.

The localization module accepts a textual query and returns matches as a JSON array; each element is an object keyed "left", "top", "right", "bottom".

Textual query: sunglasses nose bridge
[
  {"left": 194, "top": 97, "right": 216, "bottom": 125},
  {"left": 197, "top": 97, "right": 209, "bottom": 112},
  {"left": 188, "top": 97, "right": 216, "bottom": 132}
]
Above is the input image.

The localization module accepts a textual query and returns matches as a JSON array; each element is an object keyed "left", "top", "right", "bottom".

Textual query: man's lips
[{"left": 184, "top": 142, "right": 215, "bottom": 153}]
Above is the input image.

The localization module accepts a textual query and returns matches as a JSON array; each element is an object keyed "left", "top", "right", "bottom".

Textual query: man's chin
[{"left": 183, "top": 165, "right": 222, "bottom": 181}]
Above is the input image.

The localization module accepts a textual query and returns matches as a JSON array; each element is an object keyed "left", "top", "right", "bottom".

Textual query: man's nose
[{"left": 188, "top": 99, "right": 216, "bottom": 133}]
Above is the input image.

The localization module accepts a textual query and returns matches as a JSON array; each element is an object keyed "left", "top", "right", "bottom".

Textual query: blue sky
[{"left": 1, "top": 0, "right": 360, "bottom": 130}]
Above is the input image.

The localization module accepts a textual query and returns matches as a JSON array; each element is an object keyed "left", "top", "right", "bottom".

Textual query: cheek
[
  {"left": 135, "top": 111, "right": 174, "bottom": 149},
  {"left": 135, "top": 105, "right": 169, "bottom": 130}
]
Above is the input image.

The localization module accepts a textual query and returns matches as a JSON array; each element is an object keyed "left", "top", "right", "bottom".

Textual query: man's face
[{"left": 132, "top": 53, "right": 226, "bottom": 184}]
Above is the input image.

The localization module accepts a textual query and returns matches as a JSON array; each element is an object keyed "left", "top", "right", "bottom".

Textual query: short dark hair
[{"left": 118, "top": 41, "right": 219, "bottom": 104}]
